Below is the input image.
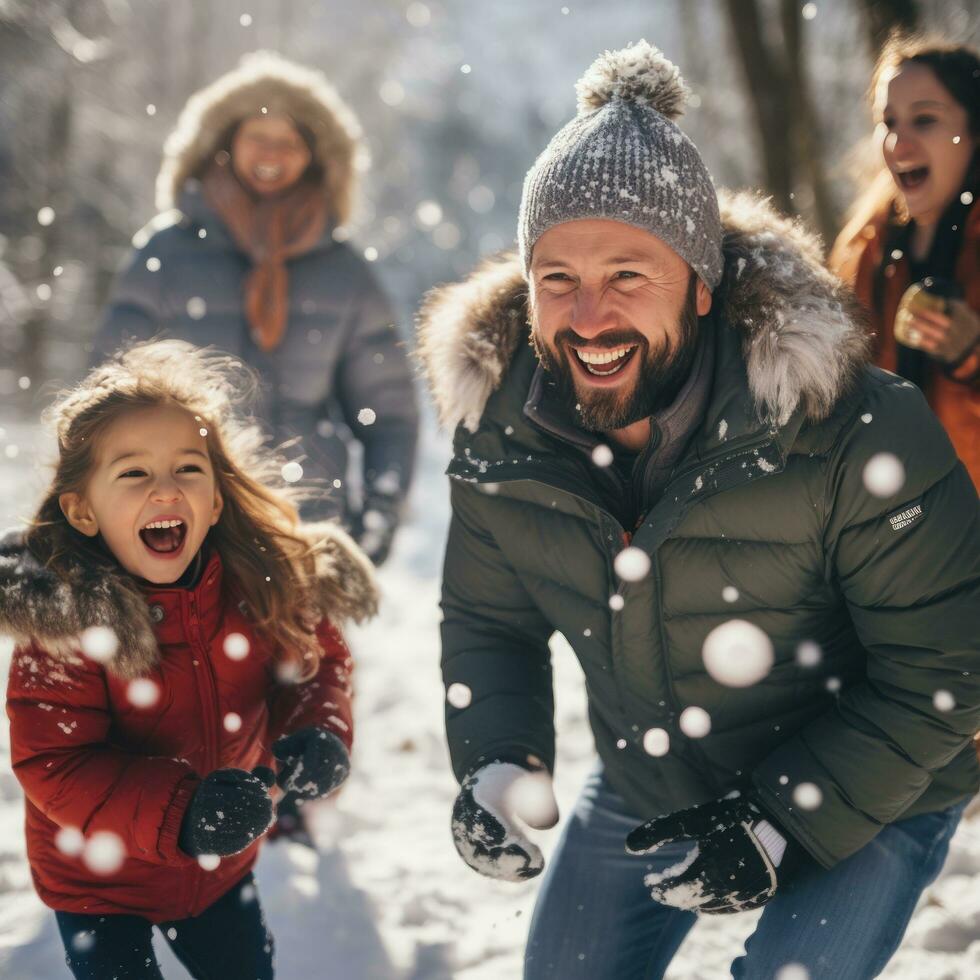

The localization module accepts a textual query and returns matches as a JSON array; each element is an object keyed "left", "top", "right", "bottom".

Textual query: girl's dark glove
[
  {"left": 273, "top": 727, "right": 350, "bottom": 802},
  {"left": 625, "top": 793, "right": 799, "bottom": 915},
  {"left": 178, "top": 767, "right": 275, "bottom": 857}
]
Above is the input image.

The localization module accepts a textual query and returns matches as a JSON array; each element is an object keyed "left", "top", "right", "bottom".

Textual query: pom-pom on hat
[{"left": 518, "top": 40, "right": 723, "bottom": 290}]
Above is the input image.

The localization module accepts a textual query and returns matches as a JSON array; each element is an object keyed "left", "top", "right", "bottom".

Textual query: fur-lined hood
[
  {"left": 156, "top": 51, "right": 365, "bottom": 223},
  {"left": 417, "top": 190, "right": 868, "bottom": 432},
  {"left": 0, "top": 522, "right": 377, "bottom": 680}
]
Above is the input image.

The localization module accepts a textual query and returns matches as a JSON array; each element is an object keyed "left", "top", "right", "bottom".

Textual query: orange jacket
[
  {"left": 6, "top": 549, "right": 354, "bottom": 922},
  {"left": 829, "top": 194, "right": 980, "bottom": 490}
]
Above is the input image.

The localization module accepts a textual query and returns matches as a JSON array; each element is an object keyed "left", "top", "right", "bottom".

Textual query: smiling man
[{"left": 418, "top": 41, "right": 980, "bottom": 980}]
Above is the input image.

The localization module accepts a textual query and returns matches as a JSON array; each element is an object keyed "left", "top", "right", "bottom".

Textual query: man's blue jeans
[{"left": 524, "top": 764, "right": 966, "bottom": 980}]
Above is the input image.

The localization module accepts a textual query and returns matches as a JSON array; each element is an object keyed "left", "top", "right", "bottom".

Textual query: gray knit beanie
[{"left": 518, "top": 40, "right": 723, "bottom": 290}]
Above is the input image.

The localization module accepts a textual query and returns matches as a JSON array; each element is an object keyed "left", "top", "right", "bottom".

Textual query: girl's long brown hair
[{"left": 28, "top": 340, "right": 331, "bottom": 681}]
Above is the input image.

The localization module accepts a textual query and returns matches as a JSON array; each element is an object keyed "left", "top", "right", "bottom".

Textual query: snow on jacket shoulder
[
  {"left": 2, "top": 522, "right": 376, "bottom": 921},
  {"left": 418, "top": 190, "right": 980, "bottom": 870}
]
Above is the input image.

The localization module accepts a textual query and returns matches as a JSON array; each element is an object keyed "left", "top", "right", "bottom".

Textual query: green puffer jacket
[{"left": 417, "top": 192, "right": 980, "bottom": 870}]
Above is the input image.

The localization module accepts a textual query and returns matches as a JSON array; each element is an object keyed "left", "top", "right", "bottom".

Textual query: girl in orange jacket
[{"left": 829, "top": 36, "right": 979, "bottom": 489}]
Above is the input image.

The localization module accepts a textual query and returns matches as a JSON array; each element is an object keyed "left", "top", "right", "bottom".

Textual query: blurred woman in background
[
  {"left": 96, "top": 51, "right": 419, "bottom": 565},
  {"left": 830, "top": 36, "right": 979, "bottom": 489}
]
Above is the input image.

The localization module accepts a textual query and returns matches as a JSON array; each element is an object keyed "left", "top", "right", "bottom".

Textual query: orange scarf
[{"left": 202, "top": 163, "right": 328, "bottom": 352}]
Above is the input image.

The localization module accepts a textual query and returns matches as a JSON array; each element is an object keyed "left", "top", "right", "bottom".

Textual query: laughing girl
[{"left": 2, "top": 340, "right": 376, "bottom": 979}]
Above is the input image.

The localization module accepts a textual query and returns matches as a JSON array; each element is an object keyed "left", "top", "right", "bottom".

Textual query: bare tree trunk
[
  {"left": 859, "top": 0, "right": 920, "bottom": 58},
  {"left": 21, "top": 63, "right": 73, "bottom": 386},
  {"left": 184, "top": 3, "right": 211, "bottom": 95},
  {"left": 723, "top": 0, "right": 794, "bottom": 213},
  {"left": 780, "top": 0, "right": 839, "bottom": 243},
  {"left": 277, "top": 0, "right": 297, "bottom": 53}
]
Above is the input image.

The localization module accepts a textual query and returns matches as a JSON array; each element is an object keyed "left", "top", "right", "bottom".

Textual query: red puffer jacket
[{"left": 3, "top": 525, "right": 376, "bottom": 922}]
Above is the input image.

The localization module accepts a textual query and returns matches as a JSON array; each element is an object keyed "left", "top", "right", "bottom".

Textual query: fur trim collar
[
  {"left": 156, "top": 51, "right": 365, "bottom": 224},
  {"left": 417, "top": 190, "right": 868, "bottom": 431},
  {"left": 0, "top": 523, "right": 377, "bottom": 680}
]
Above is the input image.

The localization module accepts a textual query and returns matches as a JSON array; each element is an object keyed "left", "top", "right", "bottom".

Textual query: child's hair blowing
[{"left": 28, "top": 340, "right": 352, "bottom": 681}]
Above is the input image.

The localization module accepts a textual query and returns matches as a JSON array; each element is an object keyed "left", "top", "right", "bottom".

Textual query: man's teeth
[
  {"left": 575, "top": 346, "right": 636, "bottom": 366},
  {"left": 143, "top": 519, "right": 183, "bottom": 530},
  {"left": 255, "top": 165, "right": 282, "bottom": 180}
]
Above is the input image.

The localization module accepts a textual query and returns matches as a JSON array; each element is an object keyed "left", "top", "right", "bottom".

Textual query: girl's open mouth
[
  {"left": 139, "top": 519, "right": 187, "bottom": 556},
  {"left": 897, "top": 166, "right": 929, "bottom": 190}
]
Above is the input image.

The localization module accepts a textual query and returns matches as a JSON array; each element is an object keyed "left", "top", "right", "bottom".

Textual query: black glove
[
  {"left": 273, "top": 727, "right": 350, "bottom": 802},
  {"left": 451, "top": 762, "right": 558, "bottom": 882},
  {"left": 351, "top": 501, "right": 398, "bottom": 566},
  {"left": 625, "top": 793, "right": 798, "bottom": 915},
  {"left": 178, "top": 767, "right": 275, "bottom": 857}
]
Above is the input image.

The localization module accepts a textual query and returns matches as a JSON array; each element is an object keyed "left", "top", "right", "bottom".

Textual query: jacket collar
[
  {"left": 416, "top": 190, "right": 869, "bottom": 438},
  {"left": 0, "top": 522, "right": 377, "bottom": 680},
  {"left": 174, "top": 181, "right": 339, "bottom": 257},
  {"left": 142, "top": 550, "right": 226, "bottom": 648}
]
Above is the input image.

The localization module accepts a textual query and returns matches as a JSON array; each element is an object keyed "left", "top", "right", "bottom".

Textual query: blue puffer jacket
[{"left": 95, "top": 182, "right": 419, "bottom": 538}]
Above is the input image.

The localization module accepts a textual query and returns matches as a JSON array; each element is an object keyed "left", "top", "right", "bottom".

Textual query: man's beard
[{"left": 532, "top": 274, "right": 701, "bottom": 433}]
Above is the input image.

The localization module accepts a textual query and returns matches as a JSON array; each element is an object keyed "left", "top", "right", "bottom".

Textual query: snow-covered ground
[{"left": 0, "top": 414, "right": 978, "bottom": 979}]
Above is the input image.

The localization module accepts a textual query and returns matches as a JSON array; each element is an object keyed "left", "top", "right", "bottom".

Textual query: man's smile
[{"left": 567, "top": 342, "right": 641, "bottom": 384}]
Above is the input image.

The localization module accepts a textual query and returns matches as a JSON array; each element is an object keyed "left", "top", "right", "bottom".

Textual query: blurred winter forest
[{"left": 0, "top": 0, "right": 977, "bottom": 412}]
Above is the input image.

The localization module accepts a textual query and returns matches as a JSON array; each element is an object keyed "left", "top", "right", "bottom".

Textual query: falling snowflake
[
  {"left": 792, "top": 783, "right": 822, "bottom": 811},
  {"left": 186, "top": 297, "right": 207, "bottom": 320},
  {"left": 614, "top": 547, "right": 650, "bottom": 582},
  {"left": 642, "top": 728, "right": 670, "bottom": 757},
  {"left": 127, "top": 678, "right": 160, "bottom": 708},
  {"left": 223, "top": 633, "right": 250, "bottom": 661},
  {"left": 591, "top": 444, "right": 613, "bottom": 467},
  {"left": 447, "top": 683, "right": 472, "bottom": 709},
  {"left": 775, "top": 964, "right": 810, "bottom": 980},
  {"left": 223, "top": 712, "right": 243, "bottom": 733},
  {"left": 933, "top": 690, "right": 955, "bottom": 712},
  {"left": 795, "top": 641, "right": 822, "bottom": 668},
  {"left": 722, "top": 586, "right": 739, "bottom": 603},
  {"left": 702, "top": 619, "right": 774, "bottom": 688},
  {"left": 55, "top": 826, "right": 85, "bottom": 857},
  {"left": 357, "top": 408, "right": 377, "bottom": 426},
  {"left": 862, "top": 453, "right": 905, "bottom": 498},
  {"left": 679, "top": 706, "right": 711, "bottom": 738},
  {"left": 80, "top": 626, "right": 118, "bottom": 663},
  {"left": 609, "top": 594, "right": 625, "bottom": 611},
  {"left": 415, "top": 201, "right": 442, "bottom": 228},
  {"left": 198, "top": 854, "right": 221, "bottom": 871},
  {"left": 83, "top": 831, "right": 125, "bottom": 875},
  {"left": 405, "top": 2, "right": 431, "bottom": 27},
  {"left": 281, "top": 461, "right": 304, "bottom": 483}
]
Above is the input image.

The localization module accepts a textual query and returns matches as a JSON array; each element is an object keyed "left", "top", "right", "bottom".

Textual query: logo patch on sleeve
[{"left": 888, "top": 499, "right": 924, "bottom": 532}]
